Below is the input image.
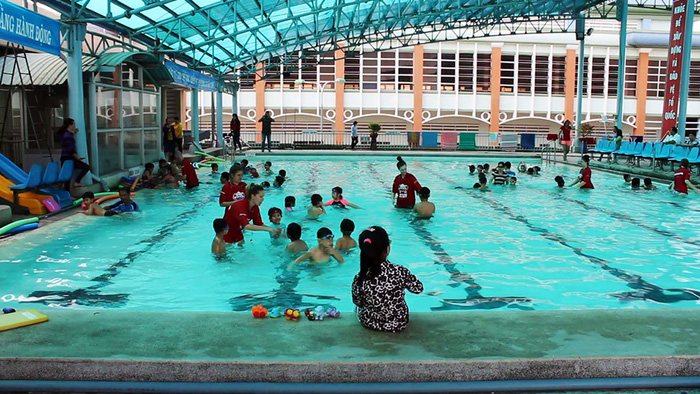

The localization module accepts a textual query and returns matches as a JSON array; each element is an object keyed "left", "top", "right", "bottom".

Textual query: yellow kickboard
[{"left": 0, "top": 309, "right": 49, "bottom": 331}]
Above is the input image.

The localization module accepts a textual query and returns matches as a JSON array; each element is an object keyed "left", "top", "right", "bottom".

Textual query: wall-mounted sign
[
  {"left": 0, "top": 0, "right": 61, "bottom": 56},
  {"left": 661, "top": 0, "right": 691, "bottom": 136},
  {"left": 165, "top": 60, "right": 217, "bottom": 92}
]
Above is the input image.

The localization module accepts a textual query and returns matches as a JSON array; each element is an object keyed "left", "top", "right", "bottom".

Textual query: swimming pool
[{"left": 1, "top": 155, "right": 698, "bottom": 312}]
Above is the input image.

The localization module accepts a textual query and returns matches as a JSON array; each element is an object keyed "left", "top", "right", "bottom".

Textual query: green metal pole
[
  {"left": 575, "top": 37, "right": 586, "bottom": 152},
  {"left": 676, "top": 3, "right": 694, "bottom": 139},
  {"left": 615, "top": 0, "right": 628, "bottom": 130}
]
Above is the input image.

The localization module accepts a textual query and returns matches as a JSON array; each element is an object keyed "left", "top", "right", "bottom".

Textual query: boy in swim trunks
[
  {"left": 286, "top": 222, "right": 308, "bottom": 253},
  {"left": 264, "top": 161, "right": 274, "bottom": 175},
  {"left": 212, "top": 218, "right": 228, "bottom": 255},
  {"left": 292, "top": 227, "right": 344, "bottom": 266},
  {"left": 336, "top": 219, "right": 358, "bottom": 251},
  {"left": 80, "top": 191, "right": 106, "bottom": 216},
  {"left": 413, "top": 187, "right": 435, "bottom": 218},
  {"left": 308, "top": 194, "right": 326, "bottom": 218}
]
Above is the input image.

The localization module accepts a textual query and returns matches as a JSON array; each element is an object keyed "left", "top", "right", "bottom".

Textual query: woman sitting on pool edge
[
  {"left": 223, "top": 183, "right": 282, "bottom": 244},
  {"left": 325, "top": 186, "right": 361, "bottom": 209},
  {"left": 352, "top": 226, "right": 423, "bottom": 333}
]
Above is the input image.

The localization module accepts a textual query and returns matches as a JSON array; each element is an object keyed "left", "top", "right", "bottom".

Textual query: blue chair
[
  {"left": 687, "top": 147, "right": 700, "bottom": 174},
  {"left": 616, "top": 141, "right": 630, "bottom": 154},
  {"left": 42, "top": 161, "right": 60, "bottom": 185},
  {"left": 669, "top": 146, "right": 690, "bottom": 171},
  {"left": 634, "top": 143, "right": 652, "bottom": 166},
  {"left": 619, "top": 141, "right": 637, "bottom": 157},
  {"left": 9, "top": 164, "right": 43, "bottom": 204},
  {"left": 57, "top": 160, "right": 74, "bottom": 183},
  {"left": 590, "top": 139, "right": 606, "bottom": 153}
]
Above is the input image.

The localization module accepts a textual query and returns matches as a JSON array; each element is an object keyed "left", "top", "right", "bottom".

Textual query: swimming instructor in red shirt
[
  {"left": 393, "top": 156, "right": 422, "bottom": 208},
  {"left": 223, "top": 184, "right": 282, "bottom": 244}
]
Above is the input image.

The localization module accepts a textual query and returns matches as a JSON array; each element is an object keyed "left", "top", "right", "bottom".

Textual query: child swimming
[
  {"left": 336, "top": 219, "right": 358, "bottom": 251},
  {"left": 264, "top": 161, "right": 274, "bottom": 175},
  {"left": 292, "top": 227, "right": 344, "bottom": 265},
  {"left": 286, "top": 222, "right": 308, "bottom": 253},
  {"left": 211, "top": 218, "right": 228, "bottom": 255},
  {"left": 413, "top": 187, "right": 435, "bottom": 218},
  {"left": 80, "top": 191, "right": 105, "bottom": 216},
  {"left": 285, "top": 196, "right": 296, "bottom": 212},
  {"left": 211, "top": 163, "right": 220, "bottom": 175},
  {"left": 273, "top": 176, "right": 285, "bottom": 187},
  {"left": 325, "top": 186, "right": 360, "bottom": 208},
  {"left": 308, "top": 194, "right": 326, "bottom": 218},
  {"left": 268, "top": 207, "right": 286, "bottom": 244}
]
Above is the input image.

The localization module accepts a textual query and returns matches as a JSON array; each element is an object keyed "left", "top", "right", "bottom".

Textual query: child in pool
[
  {"left": 336, "top": 219, "right": 358, "bottom": 251},
  {"left": 212, "top": 218, "right": 228, "bottom": 255},
  {"left": 279, "top": 169, "right": 288, "bottom": 180},
  {"left": 308, "top": 194, "right": 326, "bottom": 218},
  {"left": 325, "top": 186, "right": 360, "bottom": 208},
  {"left": 643, "top": 178, "right": 657, "bottom": 190},
  {"left": 285, "top": 196, "right": 296, "bottom": 212},
  {"left": 264, "top": 161, "right": 274, "bottom": 175},
  {"left": 268, "top": 207, "right": 286, "bottom": 244},
  {"left": 509, "top": 177, "right": 517, "bottom": 186},
  {"left": 413, "top": 187, "right": 435, "bottom": 218},
  {"left": 273, "top": 176, "right": 285, "bottom": 187},
  {"left": 286, "top": 222, "right": 308, "bottom": 253},
  {"left": 80, "top": 191, "right": 106, "bottom": 216},
  {"left": 292, "top": 227, "right": 344, "bottom": 265},
  {"left": 211, "top": 163, "right": 220, "bottom": 175},
  {"left": 555, "top": 176, "right": 566, "bottom": 189},
  {"left": 220, "top": 172, "right": 230, "bottom": 185}
]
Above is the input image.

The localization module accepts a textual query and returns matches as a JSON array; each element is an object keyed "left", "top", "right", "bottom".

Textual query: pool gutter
[{"left": 0, "top": 376, "right": 698, "bottom": 393}]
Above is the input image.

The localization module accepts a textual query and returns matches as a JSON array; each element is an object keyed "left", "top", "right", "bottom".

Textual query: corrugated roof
[
  {"left": 0, "top": 53, "right": 96, "bottom": 86},
  {"left": 90, "top": 52, "right": 173, "bottom": 85}
]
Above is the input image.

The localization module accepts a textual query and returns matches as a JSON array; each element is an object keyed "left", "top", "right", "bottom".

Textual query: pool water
[{"left": 1, "top": 155, "right": 698, "bottom": 312}]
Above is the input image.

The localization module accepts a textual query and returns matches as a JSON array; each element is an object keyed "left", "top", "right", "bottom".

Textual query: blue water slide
[{"left": 0, "top": 153, "right": 29, "bottom": 184}]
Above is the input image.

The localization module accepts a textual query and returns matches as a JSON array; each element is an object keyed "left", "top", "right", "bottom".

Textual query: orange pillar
[
  {"left": 413, "top": 45, "right": 424, "bottom": 132},
  {"left": 564, "top": 45, "right": 577, "bottom": 123},
  {"left": 335, "top": 47, "right": 345, "bottom": 144},
  {"left": 635, "top": 50, "right": 650, "bottom": 136},
  {"left": 489, "top": 43, "right": 502, "bottom": 135},
  {"left": 254, "top": 62, "right": 265, "bottom": 142}
]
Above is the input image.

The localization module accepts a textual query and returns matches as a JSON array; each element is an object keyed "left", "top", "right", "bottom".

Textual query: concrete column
[
  {"left": 489, "top": 43, "right": 503, "bottom": 136},
  {"left": 216, "top": 91, "right": 223, "bottom": 148},
  {"left": 192, "top": 89, "right": 199, "bottom": 144},
  {"left": 412, "top": 45, "right": 424, "bottom": 132},
  {"left": 635, "top": 49, "right": 651, "bottom": 137},
  {"left": 334, "top": 47, "right": 345, "bottom": 144},
  {"left": 254, "top": 63, "right": 265, "bottom": 142},
  {"left": 564, "top": 45, "right": 577, "bottom": 124}
]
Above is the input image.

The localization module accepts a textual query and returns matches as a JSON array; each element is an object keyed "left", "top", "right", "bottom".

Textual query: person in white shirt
[{"left": 662, "top": 127, "right": 682, "bottom": 145}]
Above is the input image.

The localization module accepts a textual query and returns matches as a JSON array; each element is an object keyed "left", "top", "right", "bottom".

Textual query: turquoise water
[{"left": 1, "top": 155, "right": 699, "bottom": 312}]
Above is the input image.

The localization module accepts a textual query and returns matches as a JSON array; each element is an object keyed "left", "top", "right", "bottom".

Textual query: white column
[{"left": 216, "top": 91, "right": 223, "bottom": 147}]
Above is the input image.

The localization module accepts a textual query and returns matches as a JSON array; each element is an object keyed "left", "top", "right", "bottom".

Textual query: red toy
[
  {"left": 284, "top": 308, "right": 300, "bottom": 321},
  {"left": 252, "top": 304, "right": 268, "bottom": 318}
]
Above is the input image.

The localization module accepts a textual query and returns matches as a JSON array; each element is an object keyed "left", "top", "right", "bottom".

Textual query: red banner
[{"left": 661, "top": 0, "right": 690, "bottom": 138}]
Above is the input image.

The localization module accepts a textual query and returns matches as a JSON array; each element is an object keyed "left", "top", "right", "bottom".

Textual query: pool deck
[{"left": 0, "top": 309, "right": 698, "bottom": 383}]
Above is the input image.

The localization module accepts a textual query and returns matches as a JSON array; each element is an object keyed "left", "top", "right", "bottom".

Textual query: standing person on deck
[
  {"left": 350, "top": 121, "right": 359, "bottom": 150},
  {"left": 162, "top": 117, "right": 175, "bottom": 158},
  {"left": 559, "top": 119, "right": 573, "bottom": 161},
  {"left": 173, "top": 117, "right": 184, "bottom": 153},
  {"left": 258, "top": 111, "right": 274, "bottom": 153},
  {"left": 230, "top": 114, "right": 242, "bottom": 152},
  {"left": 392, "top": 156, "right": 422, "bottom": 209}
]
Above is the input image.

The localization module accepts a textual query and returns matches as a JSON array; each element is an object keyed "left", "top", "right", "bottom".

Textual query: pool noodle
[
  {"left": 73, "top": 192, "right": 136, "bottom": 206},
  {"left": 0, "top": 217, "right": 39, "bottom": 236},
  {"left": 4, "top": 222, "right": 38, "bottom": 235},
  {"left": 195, "top": 151, "right": 225, "bottom": 161}
]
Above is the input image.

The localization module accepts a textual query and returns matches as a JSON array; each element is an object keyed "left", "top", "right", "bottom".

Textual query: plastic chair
[
  {"left": 41, "top": 161, "right": 60, "bottom": 185},
  {"left": 9, "top": 164, "right": 43, "bottom": 204},
  {"left": 57, "top": 160, "right": 74, "bottom": 183},
  {"left": 590, "top": 140, "right": 606, "bottom": 153}
]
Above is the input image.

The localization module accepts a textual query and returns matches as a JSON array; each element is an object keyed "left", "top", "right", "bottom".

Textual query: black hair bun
[{"left": 396, "top": 156, "right": 403, "bottom": 162}]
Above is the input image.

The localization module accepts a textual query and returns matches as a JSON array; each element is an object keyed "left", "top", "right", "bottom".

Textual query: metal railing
[{"left": 201, "top": 130, "right": 559, "bottom": 151}]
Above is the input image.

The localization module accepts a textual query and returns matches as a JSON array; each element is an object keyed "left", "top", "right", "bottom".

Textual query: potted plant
[
  {"left": 578, "top": 123, "right": 595, "bottom": 144},
  {"left": 368, "top": 123, "right": 381, "bottom": 150}
]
